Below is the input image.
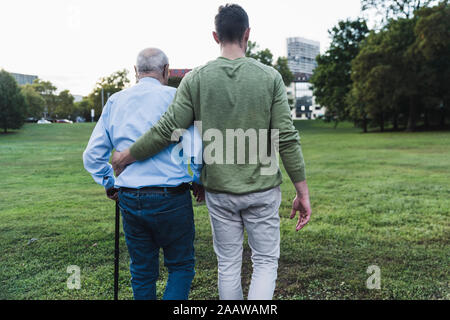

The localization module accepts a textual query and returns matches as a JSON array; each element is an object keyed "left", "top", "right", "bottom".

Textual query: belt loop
[{"left": 138, "top": 188, "right": 141, "bottom": 211}]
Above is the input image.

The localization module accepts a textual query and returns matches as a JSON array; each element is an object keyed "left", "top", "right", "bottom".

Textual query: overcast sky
[{"left": 0, "top": 0, "right": 365, "bottom": 96}]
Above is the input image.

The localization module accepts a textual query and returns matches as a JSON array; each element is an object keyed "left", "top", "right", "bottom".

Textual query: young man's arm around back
[{"left": 111, "top": 75, "right": 195, "bottom": 175}]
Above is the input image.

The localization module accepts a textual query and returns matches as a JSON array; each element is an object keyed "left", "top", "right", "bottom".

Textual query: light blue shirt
[{"left": 83, "top": 77, "right": 203, "bottom": 190}]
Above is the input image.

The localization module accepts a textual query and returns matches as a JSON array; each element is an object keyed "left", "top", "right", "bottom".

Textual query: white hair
[{"left": 136, "top": 48, "right": 168, "bottom": 74}]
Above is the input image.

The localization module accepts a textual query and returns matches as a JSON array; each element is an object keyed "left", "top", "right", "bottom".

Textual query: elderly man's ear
[{"left": 163, "top": 64, "right": 170, "bottom": 85}]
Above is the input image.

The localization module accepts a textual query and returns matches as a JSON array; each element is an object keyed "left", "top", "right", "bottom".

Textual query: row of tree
[
  {"left": 23, "top": 80, "right": 76, "bottom": 120},
  {"left": 310, "top": 0, "right": 449, "bottom": 132},
  {"left": 0, "top": 68, "right": 134, "bottom": 132},
  {"left": 0, "top": 71, "right": 80, "bottom": 133}
]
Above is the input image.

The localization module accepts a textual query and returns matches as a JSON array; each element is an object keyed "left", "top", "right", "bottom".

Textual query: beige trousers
[{"left": 205, "top": 186, "right": 282, "bottom": 300}]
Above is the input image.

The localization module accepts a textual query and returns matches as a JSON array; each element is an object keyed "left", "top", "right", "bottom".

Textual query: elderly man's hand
[
  {"left": 192, "top": 183, "right": 205, "bottom": 203},
  {"left": 106, "top": 187, "right": 118, "bottom": 201},
  {"left": 291, "top": 180, "right": 312, "bottom": 232},
  {"left": 112, "top": 149, "right": 136, "bottom": 177}
]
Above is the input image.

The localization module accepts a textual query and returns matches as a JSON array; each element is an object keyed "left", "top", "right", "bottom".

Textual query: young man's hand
[
  {"left": 106, "top": 187, "right": 119, "bottom": 201},
  {"left": 192, "top": 183, "right": 205, "bottom": 203},
  {"left": 112, "top": 149, "right": 136, "bottom": 176},
  {"left": 291, "top": 180, "right": 312, "bottom": 232}
]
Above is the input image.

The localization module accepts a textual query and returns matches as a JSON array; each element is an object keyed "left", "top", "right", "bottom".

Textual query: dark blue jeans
[{"left": 118, "top": 188, "right": 195, "bottom": 300}]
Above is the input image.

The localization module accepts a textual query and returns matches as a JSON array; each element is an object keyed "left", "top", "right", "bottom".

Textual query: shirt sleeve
[
  {"left": 82, "top": 100, "right": 115, "bottom": 190},
  {"left": 271, "top": 72, "right": 306, "bottom": 183},
  {"left": 130, "top": 75, "right": 195, "bottom": 160}
]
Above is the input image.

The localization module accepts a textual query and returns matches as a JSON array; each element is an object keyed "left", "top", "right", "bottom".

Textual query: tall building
[
  {"left": 287, "top": 37, "right": 320, "bottom": 81},
  {"left": 286, "top": 37, "right": 324, "bottom": 120},
  {"left": 10, "top": 72, "right": 38, "bottom": 86}
]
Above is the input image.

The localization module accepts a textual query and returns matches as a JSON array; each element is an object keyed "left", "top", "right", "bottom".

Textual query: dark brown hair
[{"left": 214, "top": 4, "right": 249, "bottom": 43}]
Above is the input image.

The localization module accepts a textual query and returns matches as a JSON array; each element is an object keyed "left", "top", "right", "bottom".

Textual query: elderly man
[{"left": 83, "top": 48, "right": 203, "bottom": 300}]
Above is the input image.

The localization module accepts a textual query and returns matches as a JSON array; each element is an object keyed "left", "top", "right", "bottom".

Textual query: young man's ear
[
  {"left": 243, "top": 28, "right": 251, "bottom": 44},
  {"left": 241, "top": 28, "right": 251, "bottom": 51},
  {"left": 212, "top": 31, "right": 220, "bottom": 44}
]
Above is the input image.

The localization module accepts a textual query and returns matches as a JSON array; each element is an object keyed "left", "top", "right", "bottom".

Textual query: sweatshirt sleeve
[
  {"left": 270, "top": 73, "right": 306, "bottom": 183},
  {"left": 129, "top": 76, "right": 195, "bottom": 160}
]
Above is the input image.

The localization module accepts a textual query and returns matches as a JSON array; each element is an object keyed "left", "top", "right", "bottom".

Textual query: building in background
[
  {"left": 169, "top": 69, "right": 191, "bottom": 78},
  {"left": 286, "top": 37, "right": 324, "bottom": 120},
  {"left": 10, "top": 72, "right": 38, "bottom": 86},
  {"left": 167, "top": 69, "right": 192, "bottom": 88},
  {"left": 287, "top": 37, "right": 320, "bottom": 80}
]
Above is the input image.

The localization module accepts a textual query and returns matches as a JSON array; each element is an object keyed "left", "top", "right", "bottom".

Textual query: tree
[
  {"left": 412, "top": 1, "right": 450, "bottom": 127},
  {"left": 351, "top": 57, "right": 395, "bottom": 132},
  {"left": 0, "top": 70, "right": 27, "bottom": 133},
  {"left": 386, "top": 17, "right": 427, "bottom": 131},
  {"left": 361, "top": 0, "right": 439, "bottom": 22},
  {"left": 74, "top": 97, "right": 93, "bottom": 121},
  {"left": 273, "top": 57, "right": 294, "bottom": 86},
  {"left": 31, "top": 79, "right": 58, "bottom": 118},
  {"left": 29, "top": 78, "right": 80, "bottom": 120},
  {"left": 21, "top": 84, "right": 45, "bottom": 119},
  {"left": 350, "top": 18, "right": 422, "bottom": 131},
  {"left": 87, "top": 69, "right": 130, "bottom": 121},
  {"left": 246, "top": 41, "right": 274, "bottom": 66},
  {"left": 350, "top": 1, "right": 448, "bottom": 132},
  {"left": 253, "top": 48, "right": 273, "bottom": 66},
  {"left": 310, "top": 19, "right": 369, "bottom": 127},
  {"left": 55, "top": 90, "right": 75, "bottom": 119},
  {"left": 246, "top": 41, "right": 258, "bottom": 58},
  {"left": 31, "top": 78, "right": 78, "bottom": 120}
]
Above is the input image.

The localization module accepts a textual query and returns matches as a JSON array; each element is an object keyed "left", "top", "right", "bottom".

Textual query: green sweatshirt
[{"left": 130, "top": 57, "right": 306, "bottom": 194}]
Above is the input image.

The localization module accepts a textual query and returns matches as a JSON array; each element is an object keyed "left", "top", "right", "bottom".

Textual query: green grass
[{"left": 0, "top": 121, "right": 449, "bottom": 300}]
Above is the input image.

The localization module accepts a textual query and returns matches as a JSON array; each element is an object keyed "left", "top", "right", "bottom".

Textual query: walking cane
[{"left": 114, "top": 200, "right": 120, "bottom": 300}]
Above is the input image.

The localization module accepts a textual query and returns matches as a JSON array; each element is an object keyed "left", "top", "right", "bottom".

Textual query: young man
[
  {"left": 83, "top": 48, "right": 203, "bottom": 300},
  {"left": 112, "top": 4, "right": 311, "bottom": 300}
]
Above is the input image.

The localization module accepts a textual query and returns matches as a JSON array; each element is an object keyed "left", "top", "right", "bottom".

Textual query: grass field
[{"left": 0, "top": 121, "right": 449, "bottom": 300}]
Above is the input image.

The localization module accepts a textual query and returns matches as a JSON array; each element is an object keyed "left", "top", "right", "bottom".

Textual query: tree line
[
  {"left": 0, "top": 71, "right": 79, "bottom": 133},
  {"left": 310, "top": 0, "right": 449, "bottom": 132},
  {"left": 0, "top": 69, "right": 133, "bottom": 132}
]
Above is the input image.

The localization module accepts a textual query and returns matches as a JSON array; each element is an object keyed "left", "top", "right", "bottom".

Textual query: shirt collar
[{"left": 139, "top": 77, "right": 162, "bottom": 85}]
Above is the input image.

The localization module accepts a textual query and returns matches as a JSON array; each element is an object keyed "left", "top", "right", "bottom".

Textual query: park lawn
[{"left": 0, "top": 121, "right": 448, "bottom": 300}]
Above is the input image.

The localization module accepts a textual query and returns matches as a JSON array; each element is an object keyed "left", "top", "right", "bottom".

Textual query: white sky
[{"left": 0, "top": 0, "right": 364, "bottom": 96}]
